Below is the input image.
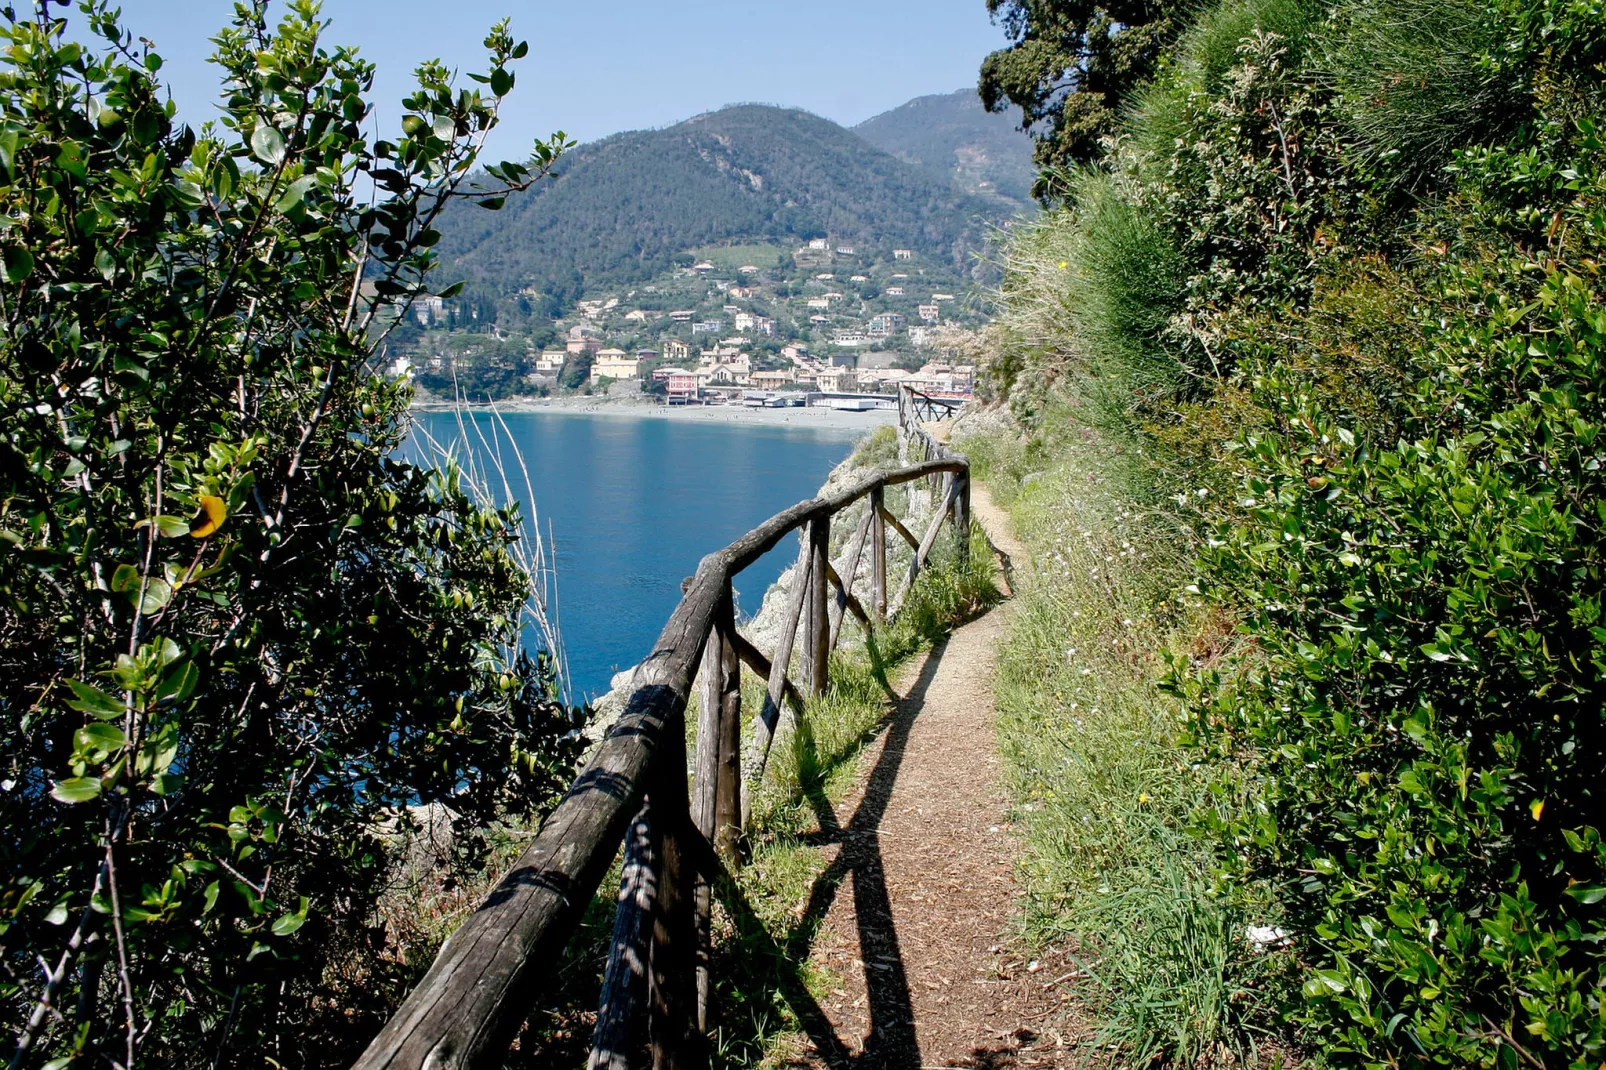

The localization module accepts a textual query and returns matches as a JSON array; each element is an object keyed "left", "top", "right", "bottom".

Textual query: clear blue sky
[{"left": 91, "top": 1, "right": 1014, "bottom": 156}]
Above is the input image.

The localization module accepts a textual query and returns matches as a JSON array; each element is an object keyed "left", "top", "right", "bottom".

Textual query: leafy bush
[
  {"left": 984, "top": 0, "right": 1606, "bottom": 1061},
  {"left": 0, "top": 3, "right": 578, "bottom": 1065},
  {"left": 1178, "top": 130, "right": 1606, "bottom": 1064}
]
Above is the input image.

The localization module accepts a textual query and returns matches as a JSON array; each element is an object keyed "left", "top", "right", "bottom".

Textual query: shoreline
[{"left": 411, "top": 393, "right": 898, "bottom": 432}]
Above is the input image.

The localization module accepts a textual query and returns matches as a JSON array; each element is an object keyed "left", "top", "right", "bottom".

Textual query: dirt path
[{"left": 790, "top": 485, "right": 1073, "bottom": 1068}]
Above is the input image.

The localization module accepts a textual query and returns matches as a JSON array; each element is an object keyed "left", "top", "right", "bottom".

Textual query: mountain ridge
[
  {"left": 434, "top": 103, "right": 1002, "bottom": 313},
  {"left": 852, "top": 87, "right": 1038, "bottom": 205}
]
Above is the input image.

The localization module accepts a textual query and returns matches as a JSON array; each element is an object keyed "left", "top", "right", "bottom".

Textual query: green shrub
[
  {"left": 0, "top": 5, "right": 576, "bottom": 1065},
  {"left": 1175, "top": 132, "right": 1606, "bottom": 1065},
  {"left": 985, "top": 0, "right": 1606, "bottom": 1062}
]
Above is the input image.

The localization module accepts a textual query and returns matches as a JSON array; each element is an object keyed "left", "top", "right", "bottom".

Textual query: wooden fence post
[
  {"left": 693, "top": 583, "right": 741, "bottom": 864},
  {"left": 798, "top": 518, "right": 830, "bottom": 696},
  {"left": 954, "top": 470, "right": 970, "bottom": 566},
  {"left": 740, "top": 541, "right": 811, "bottom": 823},
  {"left": 690, "top": 580, "right": 743, "bottom": 1035},
  {"left": 589, "top": 804, "right": 657, "bottom": 1070},
  {"left": 648, "top": 703, "right": 701, "bottom": 1069},
  {"left": 869, "top": 485, "right": 886, "bottom": 623}
]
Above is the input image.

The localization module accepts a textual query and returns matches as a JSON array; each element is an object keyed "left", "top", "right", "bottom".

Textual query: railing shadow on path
[{"left": 797, "top": 636, "right": 951, "bottom": 1068}]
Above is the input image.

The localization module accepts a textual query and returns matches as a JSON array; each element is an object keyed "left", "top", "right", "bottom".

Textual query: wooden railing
[
  {"left": 898, "top": 386, "right": 964, "bottom": 425},
  {"left": 354, "top": 394, "right": 969, "bottom": 1070}
]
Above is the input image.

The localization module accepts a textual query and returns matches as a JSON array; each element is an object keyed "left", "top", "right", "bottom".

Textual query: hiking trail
[{"left": 790, "top": 483, "right": 1079, "bottom": 1069}]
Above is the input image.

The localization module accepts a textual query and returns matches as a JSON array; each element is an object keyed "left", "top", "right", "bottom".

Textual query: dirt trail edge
[{"left": 794, "top": 483, "right": 1072, "bottom": 1069}]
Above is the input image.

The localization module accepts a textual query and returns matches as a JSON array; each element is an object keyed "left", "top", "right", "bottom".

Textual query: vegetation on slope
[
  {"left": 0, "top": 5, "right": 582, "bottom": 1065},
  {"left": 430, "top": 105, "right": 999, "bottom": 318},
  {"left": 979, "top": 0, "right": 1193, "bottom": 194},
  {"left": 975, "top": 0, "right": 1606, "bottom": 1062}
]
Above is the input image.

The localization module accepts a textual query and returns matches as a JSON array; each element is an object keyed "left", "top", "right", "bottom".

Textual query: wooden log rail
[{"left": 353, "top": 452, "right": 971, "bottom": 1070}]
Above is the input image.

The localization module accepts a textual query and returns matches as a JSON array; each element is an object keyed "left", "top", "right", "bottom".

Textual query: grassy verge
[{"left": 957, "top": 406, "right": 1298, "bottom": 1066}]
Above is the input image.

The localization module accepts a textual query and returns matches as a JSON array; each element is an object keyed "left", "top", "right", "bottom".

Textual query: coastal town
[{"left": 397, "top": 236, "right": 984, "bottom": 404}]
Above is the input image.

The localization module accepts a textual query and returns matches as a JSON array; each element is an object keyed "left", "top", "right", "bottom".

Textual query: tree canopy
[{"left": 979, "top": 0, "right": 1190, "bottom": 196}]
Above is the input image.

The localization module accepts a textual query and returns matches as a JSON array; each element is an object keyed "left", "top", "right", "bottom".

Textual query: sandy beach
[{"left": 413, "top": 393, "right": 898, "bottom": 433}]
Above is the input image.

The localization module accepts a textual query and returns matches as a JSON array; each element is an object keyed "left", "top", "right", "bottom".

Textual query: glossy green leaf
[
  {"left": 4, "top": 246, "right": 33, "bottom": 283},
  {"left": 251, "top": 125, "right": 286, "bottom": 166},
  {"left": 67, "top": 679, "right": 125, "bottom": 717},
  {"left": 51, "top": 777, "right": 102, "bottom": 804}
]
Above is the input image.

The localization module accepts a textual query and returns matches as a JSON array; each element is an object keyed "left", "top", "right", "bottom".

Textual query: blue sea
[{"left": 411, "top": 410, "right": 872, "bottom": 701}]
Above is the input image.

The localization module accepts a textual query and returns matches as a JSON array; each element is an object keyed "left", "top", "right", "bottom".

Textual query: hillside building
[
  {"left": 817, "top": 368, "right": 858, "bottom": 392},
  {"left": 591, "top": 349, "right": 640, "bottom": 382},
  {"left": 665, "top": 369, "right": 699, "bottom": 403},
  {"left": 412, "top": 295, "right": 446, "bottom": 326}
]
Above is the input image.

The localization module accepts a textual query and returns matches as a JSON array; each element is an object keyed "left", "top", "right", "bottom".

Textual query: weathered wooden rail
[{"left": 354, "top": 390, "right": 969, "bottom": 1070}]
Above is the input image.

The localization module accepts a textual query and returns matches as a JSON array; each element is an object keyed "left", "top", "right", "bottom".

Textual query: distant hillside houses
[{"left": 733, "top": 311, "right": 776, "bottom": 335}]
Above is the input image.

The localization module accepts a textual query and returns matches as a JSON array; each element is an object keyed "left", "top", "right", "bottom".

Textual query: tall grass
[
  {"left": 958, "top": 409, "right": 1296, "bottom": 1064},
  {"left": 990, "top": 170, "right": 1188, "bottom": 426},
  {"left": 1319, "top": 0, "right": 1521, "bottom": 183}
]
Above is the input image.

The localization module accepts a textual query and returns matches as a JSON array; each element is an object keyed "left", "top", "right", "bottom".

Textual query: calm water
[{"left": 413, "top": 411, "right": 870, "bottom": 701}]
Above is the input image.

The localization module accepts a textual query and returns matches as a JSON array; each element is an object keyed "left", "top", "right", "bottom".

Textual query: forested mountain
[
  {"left": 853, "top": 88, "right": 1036, "bottom": 205},
  {"left": 434, "top": 104, "right": 998, "bottom": 312}
]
